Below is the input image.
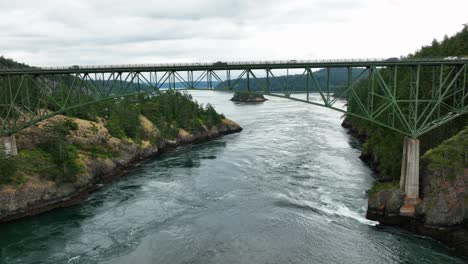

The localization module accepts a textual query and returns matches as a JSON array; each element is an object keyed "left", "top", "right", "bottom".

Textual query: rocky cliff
[
  {"left": 0, "top": 115, "right": 242, "bottom": 223},
  {"left": 366, "top": 126, "right": 468, "bottom": 256}
]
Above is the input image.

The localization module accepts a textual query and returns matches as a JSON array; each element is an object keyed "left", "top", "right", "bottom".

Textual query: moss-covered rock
[{"left": 418, "top": 126, "right": 468, "bottom": 226}]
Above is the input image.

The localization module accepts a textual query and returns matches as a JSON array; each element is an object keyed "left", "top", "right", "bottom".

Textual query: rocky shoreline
[
  {"left": 367, "top": 206, "right": 468, "bottom": 256},
  {"left": 0, "top": 116, "right": 242, "bottom": 224},
  {"left": 342, "top": 119, "right": 468, "bottom": 257}
]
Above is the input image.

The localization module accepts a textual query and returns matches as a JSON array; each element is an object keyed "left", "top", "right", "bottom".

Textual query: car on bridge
[
  {"left": 384, "top": 57, "right": 399, "bottom": 62},
  {"left": 69, "top": 65, "right": 80, "bottom": 69},
  {"left": 213, "top": 61, "right": 228, "bottom": 66}
]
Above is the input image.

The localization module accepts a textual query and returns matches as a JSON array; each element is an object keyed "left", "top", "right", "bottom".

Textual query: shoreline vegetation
[{"left": 0, "top": 91, "right": 242, "bottom": 223}]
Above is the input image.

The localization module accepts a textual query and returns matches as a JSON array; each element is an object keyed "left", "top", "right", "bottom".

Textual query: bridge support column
[
  {"left": 399, "top": 137, "right": 420, "bottom": 216},
  {"left": 1, "top": 135, "right": 18, "bottom": 156}
]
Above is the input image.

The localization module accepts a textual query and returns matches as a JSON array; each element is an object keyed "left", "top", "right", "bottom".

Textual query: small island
[{"left": 231, "top": 92, "right": 267, "bottom": 103}]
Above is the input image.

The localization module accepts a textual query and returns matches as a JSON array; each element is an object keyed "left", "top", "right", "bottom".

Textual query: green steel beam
[
  {"left": 0, "top": 60, "right": 467, "bottom": 138},
  {"left": 1, "top": 58, "right": 466, "bottom": 75}
]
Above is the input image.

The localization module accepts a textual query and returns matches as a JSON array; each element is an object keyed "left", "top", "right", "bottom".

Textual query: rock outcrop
[
  {"left": 365, "top": 126, "right": 468, "bottom": 256},
  {"left": 367, "top": 188, "right": 405, "bottom": 223},
  {"left": 231, "top": 92, "right": 267, "bottom": 102},
  {"left": 418, "top": 168, "right": 467, "bottom": 226}
]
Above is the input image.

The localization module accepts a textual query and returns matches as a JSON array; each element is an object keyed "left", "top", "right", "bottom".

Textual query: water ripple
[{"left": 0, "top": 91, "right": 465, "bottom": 264}]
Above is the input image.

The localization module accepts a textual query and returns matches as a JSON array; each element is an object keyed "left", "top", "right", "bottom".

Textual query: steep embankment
[
  {"left": 344, "top": 27, "right": 468, "bottom": 256},
  {"left": 0, "top": 114, "right": 241, "bottom": 223},
  {"left": 366, "top": 126, "right": 468, "bottom": 255}
]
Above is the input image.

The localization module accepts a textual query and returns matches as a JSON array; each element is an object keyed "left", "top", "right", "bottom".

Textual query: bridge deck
[{"left": 1, "top": 58, "right": 467, "bottom": 75}]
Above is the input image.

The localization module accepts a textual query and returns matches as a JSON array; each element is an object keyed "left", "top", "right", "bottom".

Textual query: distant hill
[
  {"left": 215, "top": 68, "right": 365, "bottom": 92},
  {"left": 151, "top": 81, "right": 219, "bottom": 89},
  {"left": 0, "top": 56, "right": 31, "bottom": 69}
]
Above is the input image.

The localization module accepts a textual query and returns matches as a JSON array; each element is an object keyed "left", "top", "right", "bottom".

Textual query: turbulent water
[{"left": 0, "top": 91, "right": 466, "bottom": 264}]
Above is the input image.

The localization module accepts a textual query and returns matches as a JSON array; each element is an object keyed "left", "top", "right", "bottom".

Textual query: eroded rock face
[
  {"left": 367, "top": 188, "right": 405, "bottom": 219},
  {"left": 367, "top": 167, "right": 467, "bottom": 227},
  {"left": 418, "top": 167, "right": 467, "bottom": 226},
  {"left": 176, "top": 118, "right": 242, "bottom": 145},
  {"left": 365, "top": 142, "right": 468, "bottom": 256},
  {"left": 177, "top": 129, "right": 195, "bottom": 144},
  {"left": 0, "top": 116, "right": 242, "bottom": 223}
]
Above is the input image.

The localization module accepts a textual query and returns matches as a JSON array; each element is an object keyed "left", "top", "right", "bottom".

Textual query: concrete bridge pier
[
  {"left": 399, "top": 137, "right": 420, "bottom": 216},
  {"left": 1, "top": 135, "right": 18, "bottom": 156}
]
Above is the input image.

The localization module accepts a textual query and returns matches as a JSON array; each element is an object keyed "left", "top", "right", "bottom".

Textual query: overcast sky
[{"left": 1, "top": 0, "right": 467, "bottom": 66}]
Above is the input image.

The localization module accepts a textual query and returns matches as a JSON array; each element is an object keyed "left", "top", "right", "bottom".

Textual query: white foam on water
[
  {"left": 275, "top": 193, "right": 379, "bottom": 226},
  {"left": 333, "top": 204, "right": 379, "bottom": 226},
  {"left": 67, "top": 256, "right": 80, "bottom": 263},
  {"left": 320, "top": 195, "right": 379, "bottom": 226}
]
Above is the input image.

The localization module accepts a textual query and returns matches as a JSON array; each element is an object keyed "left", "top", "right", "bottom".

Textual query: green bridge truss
[{"left": 1, "top": 58, "right": 467, "bottom": 138}]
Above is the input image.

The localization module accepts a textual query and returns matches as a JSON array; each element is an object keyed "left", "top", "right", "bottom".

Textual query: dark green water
[{"left": 0, "top": 91, "right": 466, "bottom": 264}]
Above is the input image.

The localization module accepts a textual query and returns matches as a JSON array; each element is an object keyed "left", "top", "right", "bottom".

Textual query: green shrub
[
  {"left": 0, "top": 151, "right": 18, "bottom": 185},
  {"left": 367, "top": 181, "right": 399, "bottom": 195},
  {"left": 64, "top": 118, "right": 79, "bottom": 131},
  {"left": 90, "top": 123, "right": 99, "bottom": 134},
  {"left": 106, "top": 103, "right": 141, "bottom": 140},
  {"left": 423, "top": 126, "right": 468, "bottom": 181},
  {"left": 74, "top": 143, "right": 118, "bottom": 159},
  {"left": 17, "top": 149, "right": 56, "bottom": 176},
  {"left": 36, "top": 140, "right": 83, "bottom": 182},
  {"left": 28, "top": 120, "right": 86, "bottom": 182}
]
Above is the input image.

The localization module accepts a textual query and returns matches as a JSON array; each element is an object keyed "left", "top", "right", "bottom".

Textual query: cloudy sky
[{"left": 1, "top": 0, "right": 467, "bottom": 66}]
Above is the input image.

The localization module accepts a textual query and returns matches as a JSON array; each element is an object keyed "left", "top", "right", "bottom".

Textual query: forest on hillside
[
  {"left": 0, "top": 56, "right": 31, "bottom": 69},
  {"left": 215, "top": 68, "right": 364, "bottom": 93},
  {"left": 346, "top": 26, "right": 468, "bottom": 181}
]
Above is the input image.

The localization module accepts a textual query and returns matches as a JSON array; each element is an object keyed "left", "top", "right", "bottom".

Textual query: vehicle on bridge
[
  {"left": 213, "top": 61, "right": 228, "bottom": 66},
  {"left": 384, "top": 57, "right": 399, "bottom": 62},
  {"left": 69, "top": 65, "right": 80, "bottom": 69},
  {"left": 443, "top": 56, "right": 462, "bottom": 60}
]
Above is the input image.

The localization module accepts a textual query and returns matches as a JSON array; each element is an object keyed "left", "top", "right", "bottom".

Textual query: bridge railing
[
  {"left": 37, "top": 58, "right": 388, "bottom": 70},
  {"left": 1, "top": 57, "right": 467, "bottom": 72}
]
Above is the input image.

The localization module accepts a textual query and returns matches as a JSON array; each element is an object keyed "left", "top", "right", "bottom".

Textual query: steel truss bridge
[{"left": 1, "top": 58, "right": 467, "bottom": 138}]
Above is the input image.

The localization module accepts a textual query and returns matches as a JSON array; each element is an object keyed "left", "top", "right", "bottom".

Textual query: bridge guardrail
[
  {"left": 37, "top": 58, "right": 389, "bottom": 70},
  {"left": 1, "top": 57, "right": 467, "bottom": 72}
]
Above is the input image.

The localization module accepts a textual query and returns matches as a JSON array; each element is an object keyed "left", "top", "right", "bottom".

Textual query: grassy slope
[{"left": 422, "top": 125, "right": 468, "bottom": 181}]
